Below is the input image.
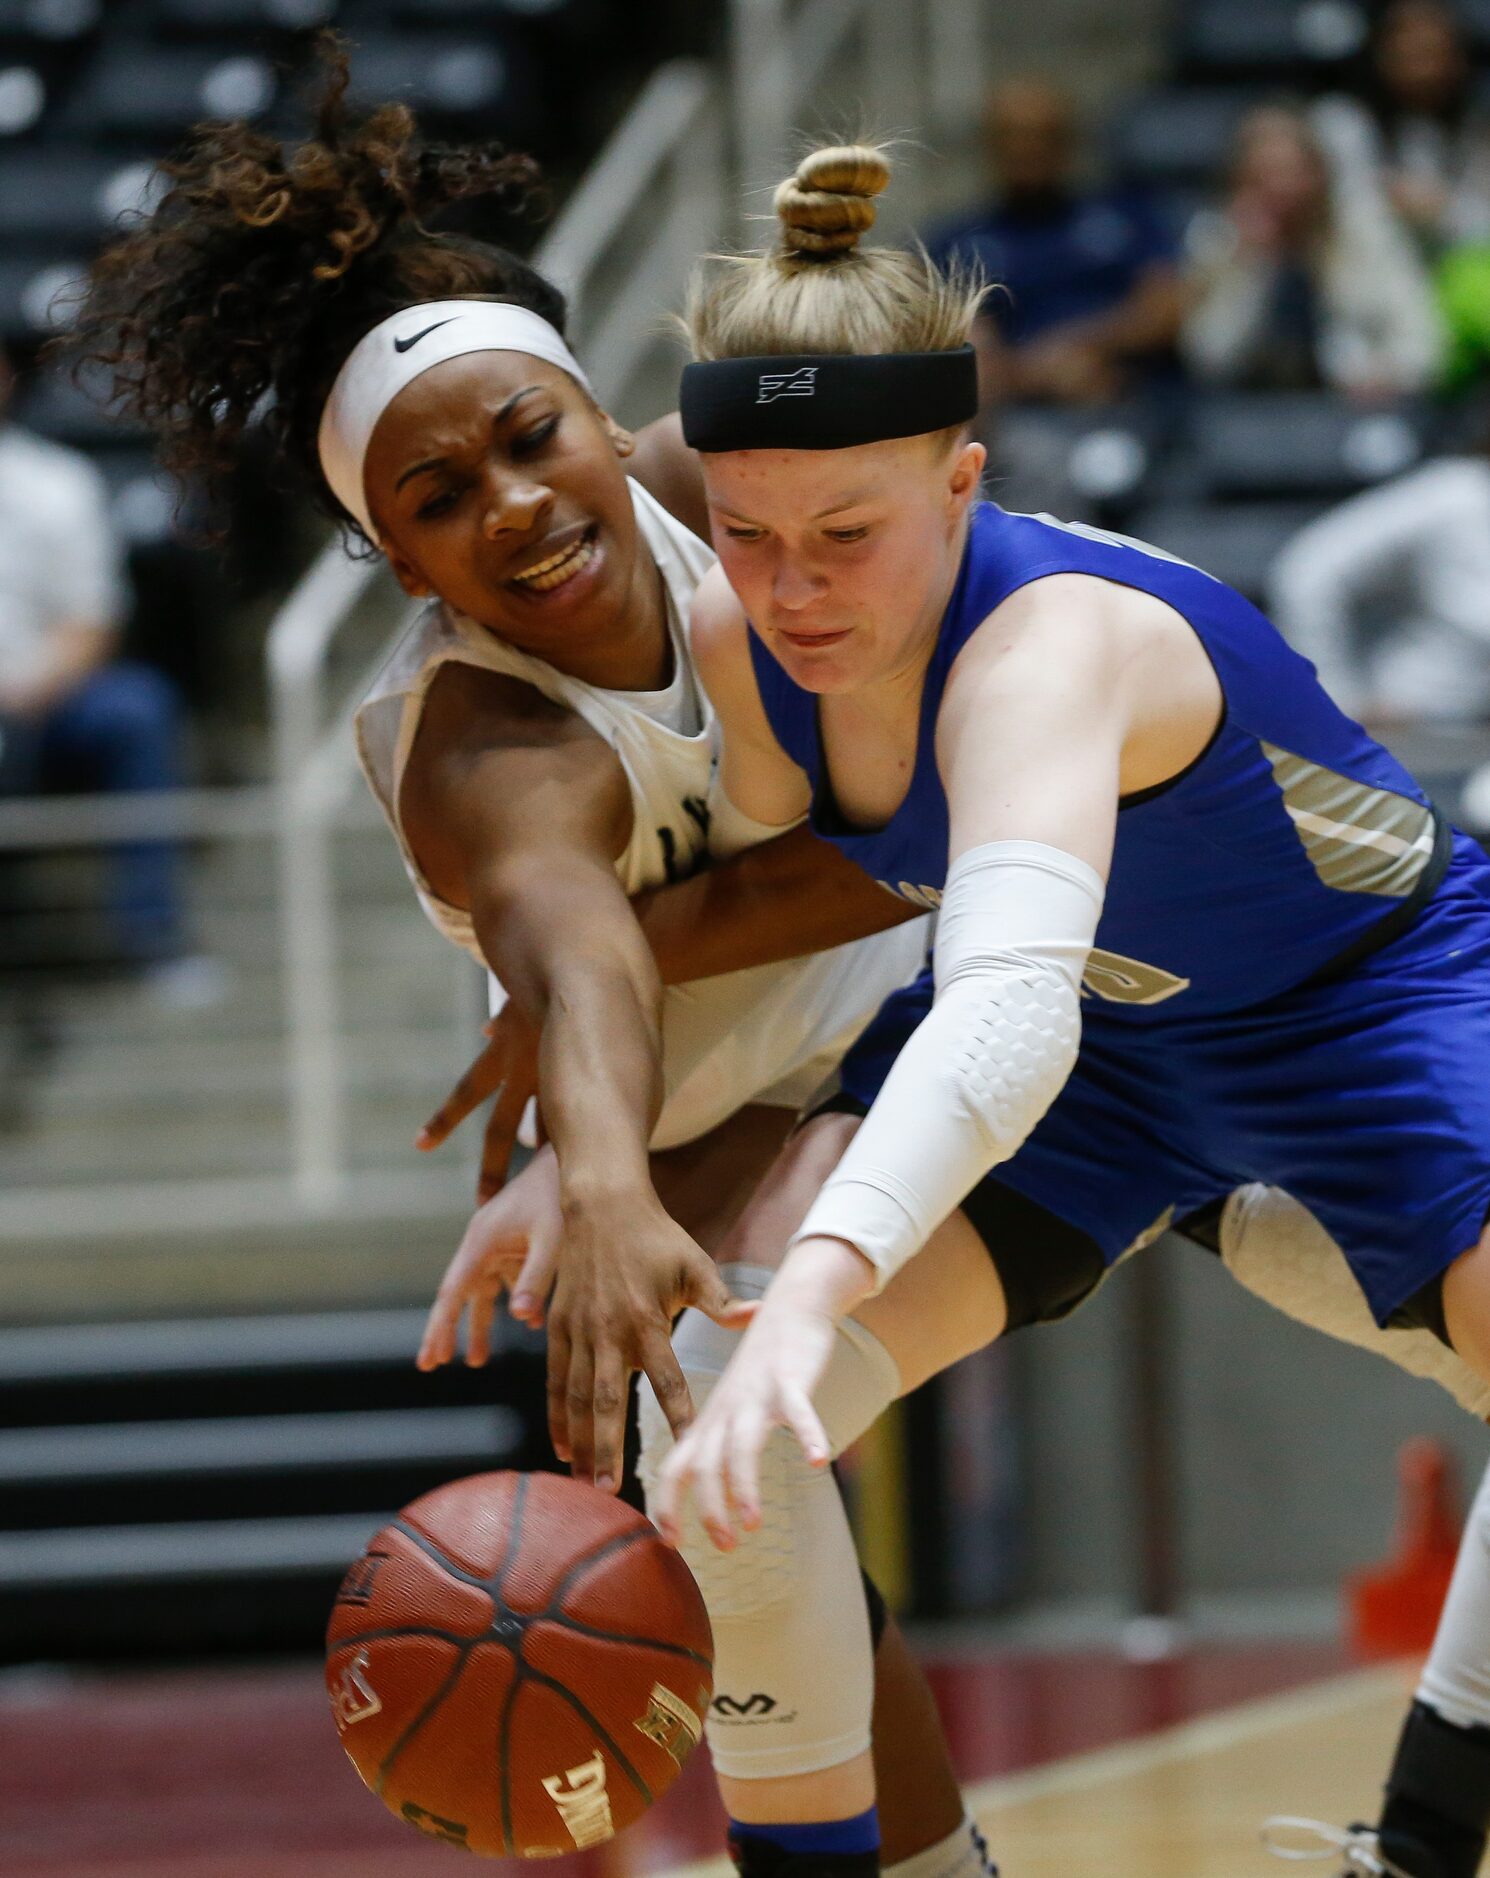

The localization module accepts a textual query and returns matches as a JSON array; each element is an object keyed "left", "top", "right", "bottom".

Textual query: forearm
[
  {"left": 470, "top": 871, "right": 666, "bottom": 1208},
  {"left": 632, "top": 823, "right": 917, "bottom": 985},
  {"left": 537, "top": 955, "right": 666, "bottom": 1206},
  {"left": 791, "top": 842, "right": 1100, "bottom": 1288}
]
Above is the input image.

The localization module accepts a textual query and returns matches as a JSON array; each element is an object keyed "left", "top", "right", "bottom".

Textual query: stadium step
[{"left": 0, "top": 1308, "right": 553, "bottom": 1661}]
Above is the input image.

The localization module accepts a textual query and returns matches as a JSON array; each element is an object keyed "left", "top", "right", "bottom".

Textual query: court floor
[{"left": 0, "top": 1641, "right": 1470, "bottom": 1877}]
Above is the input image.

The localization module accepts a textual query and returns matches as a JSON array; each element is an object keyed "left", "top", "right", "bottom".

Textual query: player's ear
[
  {"left": 946, "top": 436, "right": 986, "bottom": 518},
  {"left": 600, "top": 410, "right": 636, "bottom": 459},
  {"left": 382, "top": 538, "right": 434, "bottom": 600}
]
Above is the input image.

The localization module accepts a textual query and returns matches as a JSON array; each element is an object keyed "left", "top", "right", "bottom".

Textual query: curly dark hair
[{"left": 68, "top": 36, "right": 564, "bottom": 539}]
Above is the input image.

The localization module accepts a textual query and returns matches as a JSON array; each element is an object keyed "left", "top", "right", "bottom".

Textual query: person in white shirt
[
  {"left": 1270, "top": 441, "right": 1490, "bottom": 722},
  {"left": 1183, "top": 103, "right": 1443, "bottom": 398},
  {"left": 0, "top": 347, "right": 189, "bottom": 966}
]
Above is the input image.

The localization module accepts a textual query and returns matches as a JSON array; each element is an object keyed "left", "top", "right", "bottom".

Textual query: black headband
[{"left": 679, "top": 346, "right": 978, "bottom": 452}]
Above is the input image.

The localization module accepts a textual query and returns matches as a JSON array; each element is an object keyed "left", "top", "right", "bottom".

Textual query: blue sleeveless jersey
[{"left": 747, "top": 501, "right": 1464, "bottom": 1021}]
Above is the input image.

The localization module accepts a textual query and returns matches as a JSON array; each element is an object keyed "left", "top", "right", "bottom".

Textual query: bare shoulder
[
  {"left": 949, "top": 572, "right": 1132, "bottom": 704},
  {"left": 401, "top": 661, "right": 628, "bottom": 904},
  {"left": 629, "top": 413, "right": 710, "bottom": 540},
  {"left": 688, "top": 562, "right": 751, "bottom": 680}
]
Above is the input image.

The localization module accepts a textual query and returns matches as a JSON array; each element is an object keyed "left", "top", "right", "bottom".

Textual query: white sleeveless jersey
[{"left": 354, "top": 478, "right": 928, "bottom": 1148}]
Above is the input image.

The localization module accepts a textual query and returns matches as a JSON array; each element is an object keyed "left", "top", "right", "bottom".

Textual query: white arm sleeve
[{"left": 790, "top": 840, "right": 1103, "bottom": 1289}]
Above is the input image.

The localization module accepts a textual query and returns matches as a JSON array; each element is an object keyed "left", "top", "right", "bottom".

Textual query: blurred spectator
[
  {"left": 1315, "top": 0, "right": 1490, "bottom": 256},
  {"left": 926, "top": 78, "right": 1184, "bottom": 408},
  {"left": 0, "top": 349, "right": 195, "bottom": 978},
  {"left": 1270, "top": 427, "right": 1490, "bottom": 721},
  {"left": 1183, "top": 104, "right": 1442, "bottom": 398}
]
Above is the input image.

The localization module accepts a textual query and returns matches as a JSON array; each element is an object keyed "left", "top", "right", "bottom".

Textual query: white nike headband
[{"left": 316, "top": 299, "right": 594, "bottom": 540}]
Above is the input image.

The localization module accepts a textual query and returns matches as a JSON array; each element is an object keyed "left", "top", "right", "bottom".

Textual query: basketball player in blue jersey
[{"left": 648, "top": 144, "right": 1490, "bottom": 1878}]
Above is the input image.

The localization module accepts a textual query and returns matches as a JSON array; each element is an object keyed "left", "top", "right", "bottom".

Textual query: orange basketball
[{"left": 326, "top": 1471, "right": 713, "bottom": 1858}]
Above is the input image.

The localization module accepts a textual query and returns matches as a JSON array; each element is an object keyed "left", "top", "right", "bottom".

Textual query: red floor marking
[{"left": 0, "top": 1641, "right": 1352, "bottom": 1875}]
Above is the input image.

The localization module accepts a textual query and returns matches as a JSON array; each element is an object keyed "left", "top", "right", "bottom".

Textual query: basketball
[{"left": 325, "top": 1471, "right": 713, "bottom": 1858}]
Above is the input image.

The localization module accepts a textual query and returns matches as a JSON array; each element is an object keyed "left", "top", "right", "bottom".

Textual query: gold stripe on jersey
[{"left": 1262, "top": 743, "right": 1436, "bottom": 899}]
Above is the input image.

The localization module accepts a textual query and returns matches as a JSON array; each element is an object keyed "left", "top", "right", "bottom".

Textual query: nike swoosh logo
[{"left": 393, "top": 318, "right": 457, "bottom": 354}]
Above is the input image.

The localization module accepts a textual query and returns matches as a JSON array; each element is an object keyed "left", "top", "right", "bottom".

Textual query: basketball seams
[
  {"left": 548, "top": 1615, "right": 712, "bottom": 1669},
  {"left": 491, "top": 1471, "right": 529, "bottom": 1595},
  {"left": 543, "top": 1524, "right": 650, "bottom": 1609},
  {"left": 373, "top": 1639, "right": 477, "bottom": 1793},
  {"left": 390, "top": 1517, "right": 490, "bottom": 1589},
  {"left": 330, "top": 1624, "right": 479, "bottom": 1650},
  {"left": 497, "top": 1665, "right": 522, "bottom": 1855},
  {"left": 520, "top": 1662, "right": 655, "bottom": 1806}
]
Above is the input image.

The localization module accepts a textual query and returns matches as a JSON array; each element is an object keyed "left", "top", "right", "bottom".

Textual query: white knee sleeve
[
  {"left": 1220, "top": 1186, "right": 1490, "bottom": 1421},
  {"left": 638, "top": 1263, "right": 901, "bottom": 1781},
  {"left": 1419, "top": 1458, "right": 1490, "bottom": 1732}
]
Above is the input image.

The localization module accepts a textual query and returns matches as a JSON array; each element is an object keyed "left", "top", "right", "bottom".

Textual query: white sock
[
  {"left": 886, "top": 1816, "right": 997, "bottom": 1878},
  {"left": 1418, "top": 1458, "right": 1490, "bottom": 1732}
]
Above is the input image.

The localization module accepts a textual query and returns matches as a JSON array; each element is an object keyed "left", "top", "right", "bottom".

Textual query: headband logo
[
  {"left": 393, "top": 317, "right": 458, "bottom": 354},
  {"left": 756, "top": 366, "right": 818, "bottom": 404}
]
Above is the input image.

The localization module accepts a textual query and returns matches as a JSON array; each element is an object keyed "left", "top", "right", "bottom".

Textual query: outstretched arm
[
  {"left": 402, "top": 662, "right": 745, "bottom": 1488},
  {"left": 655, "top": 580, "right": 1131, "bottom": 1543}
]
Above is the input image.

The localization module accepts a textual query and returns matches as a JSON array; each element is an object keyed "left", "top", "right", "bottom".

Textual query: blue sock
[{"left": 729, "top": 1807, "right": 880, "bottom": 1857}]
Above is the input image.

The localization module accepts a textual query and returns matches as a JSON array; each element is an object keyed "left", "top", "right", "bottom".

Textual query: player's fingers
[
  {"left": 509, "top": 1216, "right": 559, "bottom": 1328},
  {"left": 692, "top": 1421, "right": 739, "bottom": 1550},
  {"left": 465, "top": 1290, "right": 497, "bottom": 1369},
  {"left": 653, "top": 1441, "right": 693, "bottom": 1544},
  {"left": 723, "top": 1402, "right": 771, "bottom": 1529},
  {"left": 639, "top": 1333, "right": 695, "bottom": 1443},
  {"left": 564, "top": 1336, "right": 598, "bottom": 1484},
  {"left": 417, "top": 1287, "right": 464, "bottom": 1372},
  {"left": 479, "top": 1069, "right": 531, "bottom": 1202},
  {"left": 709, "top": 1297, "right": 760, "bottom": 1332},
  {"left": 546, "top": 1322, "right": 574, "bottom": 1465},
  {"left": 416, "top": 1037, "right": 506, "bottom": 1151},
  {"left": 779, "top": 1384, "right": 832, "bottom": 1470},
  {"left": 589, "top": 1344, "right": 629, "bottom": 1495}
]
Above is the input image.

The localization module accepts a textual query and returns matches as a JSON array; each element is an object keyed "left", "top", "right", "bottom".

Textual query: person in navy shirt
[{"left": 925, "top": 78, "right": 1183, "bottom": 408}]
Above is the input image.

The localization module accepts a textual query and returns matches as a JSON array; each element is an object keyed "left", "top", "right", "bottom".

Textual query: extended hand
[
  {"left": 652, "top": 1236, "right": 878, "bottom": 1549},
  {"left": 417, "top": 1146, "right": 563, "bottom": 1370},
  {"left": 652, "top": 1295, "right": 835, "bottom": 1550},
  {"left": 416, "top": 1001, "right": 541, "bottom": 1202},
  {"left": 546, "top": 1191, "right": 754, "bottom": 1496}
]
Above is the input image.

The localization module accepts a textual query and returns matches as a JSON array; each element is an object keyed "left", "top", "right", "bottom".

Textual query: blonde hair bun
[{"left": 773, "top": 144, "right": 891, "bottom": 258}]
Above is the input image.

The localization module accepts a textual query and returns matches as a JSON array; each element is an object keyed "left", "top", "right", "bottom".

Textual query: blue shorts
[{"left": 835, "top": 835, "right": 1490, "bottom": 1328}]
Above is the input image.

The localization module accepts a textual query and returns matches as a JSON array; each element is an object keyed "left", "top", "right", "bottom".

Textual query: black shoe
[{"left": 1262, "top": 1816, "right": 1443, "bottom": 1876}]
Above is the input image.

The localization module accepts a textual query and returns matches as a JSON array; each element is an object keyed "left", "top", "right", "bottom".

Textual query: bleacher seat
[
  {"left": 12, "top": 363, "right": 148, "bottom": 452},
  {"left": 0, "top": 254, "right": 87, "bottom": 342},
  {"left": 57, "top": 42, "right": 276, "bottom": 144},
  {"left": 0, "top": 60, "right": 45, "bottom": 136},
  {"left": 0, "top": 0, "right": 100, "bottom": 50},
  {"left": 1177, "top": 0, "right": 1369, "bottom": 79},
  {"left": 1110, "top": 88, "right": 1257, "bottom": 192},
  {"left": 1459, "top": 0, "right": 1490, "bottom": 53},
  {"left": 0, "top": 149, "right": 150, "bottom": 247},
  {"left": 1131, "top": 500, "right": 1325, "bottom": 601},
  {"left": 1184, "top": 390, "right": 1431, "bottom": 500},
  {"left": 341, "top": 29, "right": 535, "bottom": 141},
  {"left": 152, "top": 0, "right": 337, "bottom": 35}
]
